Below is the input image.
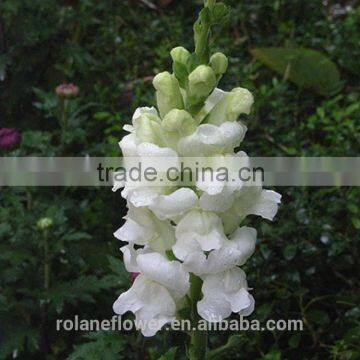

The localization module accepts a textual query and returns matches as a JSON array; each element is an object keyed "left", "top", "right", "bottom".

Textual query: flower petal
[
  {"left": 137, "top": 252, "right": 190, "bottom": 299},
  {"left": 113, "top": 275, "right": 176, "bottom": 336},
  {"left": 197, "top": 268, "right": 253, "bottom": 322},
  {"left": 174, "top": 210, "right": 227, "bottom": 260},
  {"left": 177, "top": 121, "right": 246, "bottom": 156},
  {"left": 149, "top": 188, "right": 198, "bottom": 220}
]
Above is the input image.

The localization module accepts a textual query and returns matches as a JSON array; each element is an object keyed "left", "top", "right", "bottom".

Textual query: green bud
[
  {"left": 188, "top": 65, "right": 217, "bottom": 101},
  {"left": 210, "top": 52, "right": 228, "bottom": 75},
  {"left": 170, "top": 47, "right": 191, "bottom": 65},
  {"left": 206, "top": 87, "right": 254, "bottom": 125},
  {"left": 133, "top": 112, "right": 165, "bottom": 146},
  {"left": 162, "top": 109, "right": 197, "bottom": 137},
  {"left": 153, "top": 72, "right": 184, "bottom": 118},
  {"left": 37, "top": 217, "right": 53, "bottom": 231}
]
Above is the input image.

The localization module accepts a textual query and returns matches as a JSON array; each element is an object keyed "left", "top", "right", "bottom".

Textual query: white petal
[
  {"left": 198, "top": 268, "right": 251, "bottom": 322},
  {"left": 149, "top": 188, "right": 198, "bottom": 220},
  {"left": 137, "top": 142, "right": 178, "bottom": 158},
  {"left": 194, "top": 88, "right": 226, "bottom": 123},
  {"left": 137, "top": 252, "right": 190, "bottom": 299},
  {"left": 113, "top": 275, "right": 176, "bottom": 337},
  {"left": 183, "top": 226, "right": 256, "bottom": 275},
  {"left": 125, "top": 187, "right": 164, "bottom": 207},
  {"left": 251, "top": 190, "right": 282, "bottom": 221},
  {"left": 119, "top": 133, "right": 139, "bottom": 157},
  {"left": 132, "top": 106, "right": 158, "bottom": 122},
  {"left": 123, "top": 124, "right": 134, "bottom": 133},
  {"left": 199, "top": 186, "right": 235, "bottom": 212},
  {"left": 174, "top": 210, "right": 226, "bottom": 260},
  {"left": 229, "top": 226, "right": 257, "bottom": 266},
  {"left": 114, "top": 218, "right": 151, "bottom": 245},
  {"left": 113, "top": 275, "right": 147, "bottom": 315},
  {"left": 115, "top": 204, "right": 176, "bottom": 252},
  {"left": 206, "top": 87, "right": 254, "bottom": 126},
  {"left": 120, "top": 244, "right": 142, "bottom": 272},
  {"left": 177, "top": 122, "right": 247, "bottom": 156}
]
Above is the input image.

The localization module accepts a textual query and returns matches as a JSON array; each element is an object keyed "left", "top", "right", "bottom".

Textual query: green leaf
[
  {"left": 289, "top": 333, "right": 302, "bottom": 348},
  {"left": 211, "top": 3, "right": 229, "bottom": 25},
  {"left": 263, "top": 350, "right": 281, "bottom": 360},
  {"left": 283, "top": 244, "right": 297, "bottom": 260},
  {"left": 250, "top": 47, "right": 343, "bottom": 96},
  {"left": 308, "top": 310, "right": 330, "bottom": 326},
  {"left": 107, "top": 256, "right": 129, "bottom": 282},
  {"left": 158, "top": 347, "right": 177, "bottom": 360}
]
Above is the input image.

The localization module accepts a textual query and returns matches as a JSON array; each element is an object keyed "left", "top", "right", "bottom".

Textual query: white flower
[
  {"left": 220, "top": 187, "right": 282, "bottom": 234},
  {"left": 206, "top": 87, "right": 254, "bottom": 126},
  {"left": 197, "top": 267, "right": 254, "bottom": 322},
  {"left": 173, "top": 209, "right": 227, "bottom": 260},
  {"left": 177, "top": 121, "right": 247, "bottom": 156},
  {"left": 114, "top": 205, "right": 175, "bottom": 253},
  {"left": 196, "top": 151, "right": 249, "bottom": 195},
  {"left": 182, "top": 226, "right": 257, "bottom": 276},
  {"left": 149, "top": 187, "right": 198, "bottom": 221},
  {"left": 113, "top": 252, "right": 189, "bottom": 336}
]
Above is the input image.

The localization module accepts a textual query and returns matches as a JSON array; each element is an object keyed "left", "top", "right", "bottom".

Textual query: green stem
[
  {"left": 194, "top": 1, "right": 217, "bottom": 64},
  {"left": 189, "top": 274, "right": 207, "bottom": 360},
  {"left": 43, "top": 230, "right": 50, "bottom": 290}
]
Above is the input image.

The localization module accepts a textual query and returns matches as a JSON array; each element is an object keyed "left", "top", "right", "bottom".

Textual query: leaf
[
  {"left": 289, "top": 333, "right": 302, "bottom": 348},
  {"left": 308, "top": 310, "right": 330, "bottom": 326},
  {"left": 211, "top": 3, "right": 230, "bottom": 25},
  {"left": 283, "top": 244, "right": 297, "bottom": 260},
  {"left": 158, "top": 347, "right": 177, "bottom": 360},
  {"left": 250, "top": 47, "right": 343, "bottom": 96}
]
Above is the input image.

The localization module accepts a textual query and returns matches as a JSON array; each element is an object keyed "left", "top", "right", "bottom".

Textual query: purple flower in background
[
  {"left": 55, "top": 83, "right": 79, "bottom": 98},
  {"left": 0, "top": 128, "right": 22, "bottom": 150}
]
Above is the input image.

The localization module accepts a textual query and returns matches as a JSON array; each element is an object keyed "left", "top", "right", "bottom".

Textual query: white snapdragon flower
[
  {"left": 113, "top": 250, "right": 189, "bottom": 336},
  {"left": 114, "top": 205, "right": 176, "bottom": 253},
  {"left": 181, "top": 226, "right": 257, "bottom": 276},
  {"left": 197, "top": 267, "right": 254, "bottom": 322},
  {"left": 177, "top": 121, "right": 247, "bottom": 156},
  {"left": 173, "top": 209, "right": 228, "bottom": 260}
]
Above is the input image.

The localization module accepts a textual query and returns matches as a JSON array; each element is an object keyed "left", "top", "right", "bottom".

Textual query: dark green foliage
[{"left": 1, "top": 0, "right": 359, "bottom": 359}]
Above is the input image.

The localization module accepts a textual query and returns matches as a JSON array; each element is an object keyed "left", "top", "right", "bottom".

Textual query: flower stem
[{"left": 189, "top": 274, "right": 207, "bottom": 360}]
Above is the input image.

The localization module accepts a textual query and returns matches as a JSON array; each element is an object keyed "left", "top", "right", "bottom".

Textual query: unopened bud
[
  {"left": 188, "top": 65, "right": 217, "bottom": 101},
  {"left": 153, "top": 72, "right": 184, "bottom": 118},
  {"left": 162, "top": 109, "right": 196, "bottom": 137},
  {"left": 170, "top": 46, "right": 191, "bottom": 65},
  {"left": 210, "top": 52, "right": 228, "bottom": 75},
  {"left": 133, "top": 112, "right": 165, "bottom": 146},
  {"left": 37, "top": 217, "right": 53, "bottom": 231}
]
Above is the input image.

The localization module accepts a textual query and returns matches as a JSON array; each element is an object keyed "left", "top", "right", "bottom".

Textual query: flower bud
[
  {"left": 37, "top": 217, "right": 53, "bottom": 231},
  {"left": 170, "top": 46, "right": 191, "bottom": 65},
  {"left": 188, "top": 65, "right": 217, "bottom": 101},
  {"left": 162, "top": 109, "right": 197, "bottom": 137},
  {"left": 0, "top": 128, "right": 21, "bottom": 150},
  {"left": 153, "top": 72, "right": 184, "bottom": 118},
  {"left": 206, "top": 87, "right": 254, "bottom": 125},
  {"left": 210, "top": 52, "right": 228, "bottom": 76},
  {"left": 133, "top": 112, "right": 165, "bottom": 146}
]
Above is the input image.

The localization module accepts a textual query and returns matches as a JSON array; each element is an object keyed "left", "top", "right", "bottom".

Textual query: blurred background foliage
[{"left": 0, "top": 0, "right": 359, "bottom": 359}]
